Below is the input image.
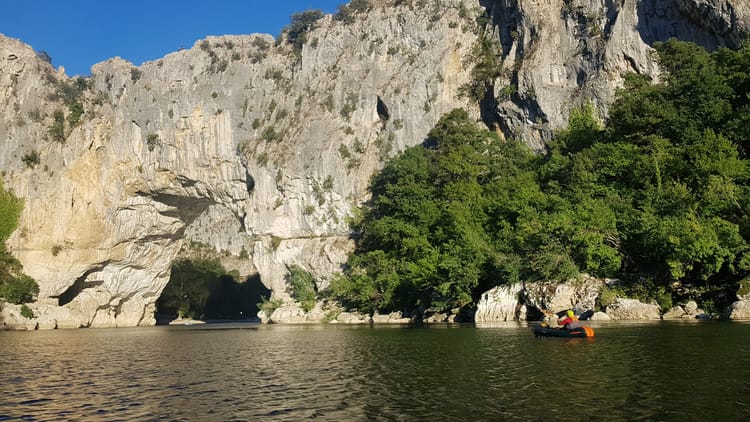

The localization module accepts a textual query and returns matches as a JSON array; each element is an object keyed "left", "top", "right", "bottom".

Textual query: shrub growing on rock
[
  {"left": 287, "top": 265, "right": 317, "bottom": 312},
  {"left": 282, "top": 10, "right": 324, "bottom": 52}
]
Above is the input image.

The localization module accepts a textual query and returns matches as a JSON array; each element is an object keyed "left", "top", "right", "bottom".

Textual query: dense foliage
[
  {"left": 0, "top": 178, "right": 23, "bottom": 243},
  {"left": 334, "top": 0, "right": 372, "bottom": 24},
  {"left": 282, "top": 9, "right": 324, "bottom": 52},
  {"left": 0, "top": 178, "right": 38, "bottom": 305},
  {"left": 286, "top": 265, "right": 318, "bottom": 312},
  {"left": 157, "top": 258, "right": 266, "bottom": 320},
  {"left": 331, "top": 39, "right": 750, "bottom": 314}
]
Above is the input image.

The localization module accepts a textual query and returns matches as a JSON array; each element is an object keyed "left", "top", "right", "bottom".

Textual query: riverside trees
[{"left": 331, "top": 39, "right": 750, "bottom": 315}]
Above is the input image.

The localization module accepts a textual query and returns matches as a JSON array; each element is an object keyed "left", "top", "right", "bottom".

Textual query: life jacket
[{"left": 560, "top": 315, "right": 579, "bottom": 329}]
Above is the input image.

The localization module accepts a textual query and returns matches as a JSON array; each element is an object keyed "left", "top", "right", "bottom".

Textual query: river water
[{"left": 1, "top": 321, "right": 749, "bottom": 421}]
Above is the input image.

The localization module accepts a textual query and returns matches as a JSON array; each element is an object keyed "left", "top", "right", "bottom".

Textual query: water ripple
[{"left": 2, "top": 322, "right": 750, "bottom": 420}]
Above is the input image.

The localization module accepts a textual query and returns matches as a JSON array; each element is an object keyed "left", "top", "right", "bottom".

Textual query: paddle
[{"left": 534, "top": 306, "right": 561, "bottom": 328}]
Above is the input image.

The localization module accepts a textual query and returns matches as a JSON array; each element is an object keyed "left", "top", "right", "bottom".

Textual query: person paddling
[{"left": 558, "top": 309, "right": 580, "bottom": 330}]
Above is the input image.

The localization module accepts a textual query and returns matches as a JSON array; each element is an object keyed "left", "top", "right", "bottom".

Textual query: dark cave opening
[
  {"left": 155, "top": 260, "right": 270, "bottom": 323},
  {"left": 376, "top": 95, "right": 390, "bottom": 122}
]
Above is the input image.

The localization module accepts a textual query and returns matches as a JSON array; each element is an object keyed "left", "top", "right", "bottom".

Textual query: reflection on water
[{"left": 2, "top": 322, "right": 750, "bottom": 420}]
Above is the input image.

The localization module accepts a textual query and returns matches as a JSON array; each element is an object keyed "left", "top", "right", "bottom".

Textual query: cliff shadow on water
[{"left": 155, "top": 259, "right": 270, "bottom": 323}]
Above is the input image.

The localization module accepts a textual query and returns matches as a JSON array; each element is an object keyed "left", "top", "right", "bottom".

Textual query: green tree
[
  {"left": 334, "top": 110, "right": 506, "bottom": 313},
  {"left": 49, "top": 109, "right": 66, "bottom": 142},
  {"left": 0, "top": 178, "right": 38, "bottom": 305},
  {"left": 282, "top": 9, "right": 324, "bottom": 52},
  {"left": 287, "top": 265, "right": 318, "bottom": 312},
  {"left": 335, "top": 0, "right": 371, "bottom": 24},
  {"left": 0, "top": 179, "right": 23, "bottom": 243}
]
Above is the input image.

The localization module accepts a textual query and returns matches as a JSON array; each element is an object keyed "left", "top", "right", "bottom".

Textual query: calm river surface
[{"left": 2, "top": 321, "right": 750, "bottom": 421}]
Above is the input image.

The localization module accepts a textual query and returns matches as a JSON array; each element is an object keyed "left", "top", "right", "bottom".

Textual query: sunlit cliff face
[{"left": 1, "top": 0, "right": 747, "bottom": 327}]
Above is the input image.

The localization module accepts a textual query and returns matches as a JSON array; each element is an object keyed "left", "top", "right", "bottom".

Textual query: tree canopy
[
  {"left": 282, "top": 9, "right": 325, "bottom": 52},
  {"left": 330, "top": 39, "right": 750, "bottom": 315}
]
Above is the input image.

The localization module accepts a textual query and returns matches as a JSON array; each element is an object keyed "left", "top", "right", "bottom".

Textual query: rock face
[
  {"left": 726, "top": 300, "right": 750, "bottom": 319},
  {"left": 475, "top": 276, "right": 605, "bottom": 322},
  {"left": 662, "top": 301, "right": 706, "bottom": 319},
  {"left": 723, "top": 278, "right": 750, "bottom": 319},
  {"left": 479, "top": 0, "right": 749, "bottom": 149},
  {"left": 604, "top": 298, "right": 662, "bottom": 320},
  {"left": 475, "top": 284, "right": 525, "bottom": 322},
  {"left": 1, "top": 0, "right": 748, "bottom": 327},
  {"left": 475, "top": 278, "right": 683, "bottom": 322},
  {"left": 523, "top": 276, "right": 605, "bottom": 314}
]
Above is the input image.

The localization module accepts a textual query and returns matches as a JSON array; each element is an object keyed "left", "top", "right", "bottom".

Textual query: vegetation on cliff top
[{"left": 330, "top": 39, "right": 750, "bottom": 315}]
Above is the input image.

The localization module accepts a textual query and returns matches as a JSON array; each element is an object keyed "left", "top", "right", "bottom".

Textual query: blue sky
[{"left": 1, "top": 0, "right": 345, "bottom": 76}]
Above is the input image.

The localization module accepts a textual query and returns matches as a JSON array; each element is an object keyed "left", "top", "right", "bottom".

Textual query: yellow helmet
[{"left": 567, "top": 310, "right": 574, "bottom": 317}]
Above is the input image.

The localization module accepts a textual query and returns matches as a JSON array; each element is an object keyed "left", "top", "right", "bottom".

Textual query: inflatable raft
[{"left": 532, "top": 325, "right": 595, "bottom": 338}]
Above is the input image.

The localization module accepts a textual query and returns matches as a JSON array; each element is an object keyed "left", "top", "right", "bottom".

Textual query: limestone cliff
[
  {"left": 478, "top": 0, "right": 749, "bottom": 149},
  {"left": 0, "top": 0, "right": 747, "bottom": 327}
]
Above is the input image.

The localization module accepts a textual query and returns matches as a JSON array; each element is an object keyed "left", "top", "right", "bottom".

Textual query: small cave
[
  {"left": 376, "top": 96, "right": 390, "bottom": 122},
  {"left": 155, "top": 260, "right": 270, "bottom": 323}
]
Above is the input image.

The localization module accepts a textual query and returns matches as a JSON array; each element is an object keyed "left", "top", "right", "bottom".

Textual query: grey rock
[
  {"left": 475, "top": 284, "right": 524, "bottom": 322},
  {"left": 423, "top": 312, "right": 450, "bottom": 323},
  {"left": 372, "top": 311, "right": 411, "bottom": 324},
  {"left": 662, "top": 305, "right": 689, "bottom": 320},
  {"left": 663, "top": 301, "right": 707, "bottom": 319},
  {"left": 684, "top": 300, "right": 701, "bottom": 315},
  {"left": 334, "top": 311, "right": 371, "bottom": 324},
  {"left": 0, "top": 304, "right": 37, "bottom": 330},
  {"left": 605, "top": 298, "right": 662, "bottom": 320},
  {"left": 726, "top": 300, "right": 750, "bottom": 319},
  {"left": 523, "top": 276, "right": 606, "bottom": 314},
  {"left": 590, "top": 311, "right": 611, "bottom": 321},
  {"left": 268, "top": 305, "right": 308, "bottom": 324}
]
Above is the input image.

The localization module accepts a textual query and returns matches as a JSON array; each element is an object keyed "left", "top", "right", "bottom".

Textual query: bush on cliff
[
  {"left": 0, "top": 178, "right": 39, "bottom": 305},
  {"left": 282, "top": 9, "right": 324, "bottom": 52},
  {"left": 286, "top": 265, "right": 317, "bottom": 312}
]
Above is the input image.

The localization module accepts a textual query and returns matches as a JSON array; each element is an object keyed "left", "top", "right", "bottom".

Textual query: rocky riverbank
[
  {"left": 259, "top": 275, "right": 749, "bottom": 325},
  {"left": 4, "top": 274, "right": 750, "bottom": 329}
]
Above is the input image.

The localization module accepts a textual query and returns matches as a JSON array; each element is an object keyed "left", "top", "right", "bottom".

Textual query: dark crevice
[
  {"left": 603, "top": 0, "right": 619, "bottom": 38},
  {"left": 137, "top": 231, "right": 185, "bottom": 245},
  {"left": 137, "top": 191, "right": 215, "bottom": 227},
  {"left": 479, "top": 84, "right": 500, "bottom": 131},
  {"left": 57, "top": 265, "right": 108, "bottom": 306},
  {"left": 577, "top": 69, "right": 587, "bottom": 87},
  {"left": 245, "top": 168, "right": 255, "bottom": 194},
  {"left": 376, "top": 96, "right": 390, "bottom": 122},
  {"left": 480, "top": 0, "right": 522, "bottom": 59},
  {"left": 623, "top": 53, "right": 640, "bottom": 74}
]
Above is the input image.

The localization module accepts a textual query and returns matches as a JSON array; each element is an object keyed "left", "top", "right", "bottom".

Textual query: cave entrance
[{"left": 155, "top": 259, "right": 270, "bottom": 323}]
